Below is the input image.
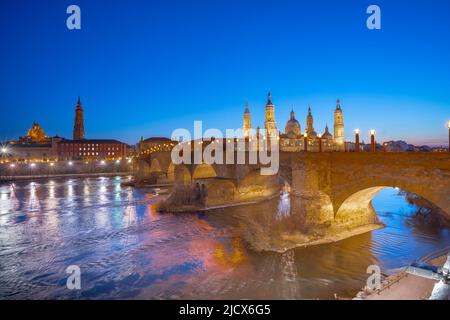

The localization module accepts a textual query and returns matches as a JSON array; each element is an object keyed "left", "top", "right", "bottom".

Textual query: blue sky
[{"left": 0, "top": 0, "right": 449, "bottom": 145}]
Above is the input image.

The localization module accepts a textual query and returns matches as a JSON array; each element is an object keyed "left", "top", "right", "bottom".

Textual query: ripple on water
[{"left": 0, "top": 180, "right": 449, "bottom": 299}]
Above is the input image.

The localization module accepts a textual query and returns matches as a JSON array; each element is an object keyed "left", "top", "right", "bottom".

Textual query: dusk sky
[{"left": 0, "top": 0, "right": 449, "bottom": 146}]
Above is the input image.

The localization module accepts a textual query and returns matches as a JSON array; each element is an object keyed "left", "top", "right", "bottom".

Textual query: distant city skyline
[{"left": 1, "top": 0, "right": 449, "bottom": 146}]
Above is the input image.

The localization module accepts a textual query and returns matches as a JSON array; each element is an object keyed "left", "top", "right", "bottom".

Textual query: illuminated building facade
[
  {"left": 242, "top": 94, "right": 346, "bottom": 152},
  {"left": 57, "top": 139, "right": 127, "bottom": 161}
]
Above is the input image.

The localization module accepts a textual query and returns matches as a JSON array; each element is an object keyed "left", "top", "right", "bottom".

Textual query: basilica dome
[{"left": 285, "top": 110, "right": 301, "bottom": 137}]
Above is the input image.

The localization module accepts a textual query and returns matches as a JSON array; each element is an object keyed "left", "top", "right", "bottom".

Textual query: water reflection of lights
[
  {"left": 27, "top": 182, "right": 41, "bottom": 212},
  {"left": 67, "top": 183, "right": 74, "bottom": 199},
  {"left": 276, "top": 192, "right": 291, "bottom": 220},
  {"left": 213, "top": 238, "right": 247, "bottom": 267},
  {"left": 48, "top": 185, "right": 55, "bottom": 199},
  {"left": 84, "top": 184, "right": 90, "bottom": 195}
]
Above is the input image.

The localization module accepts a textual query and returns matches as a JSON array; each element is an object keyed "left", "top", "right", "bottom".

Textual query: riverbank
[
  {"left": 0, "top": 171, "right": 132, "bottom": 182},
  {"left": 355, "top": 249, "right": 449, "bottom": 300},
  {"left": 246, "top": 222, "right": 385, "bottom": 253}
]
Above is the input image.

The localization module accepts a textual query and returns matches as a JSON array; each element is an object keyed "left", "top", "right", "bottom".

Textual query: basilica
[{"left": 243, "top": 92, "right": 346, "bottom": 152}]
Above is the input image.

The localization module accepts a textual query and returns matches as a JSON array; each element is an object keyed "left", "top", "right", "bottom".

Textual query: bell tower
[
  {"left": 243, "top": 99, "right": 252, "bottom": 138},
  {"left": 334, "top": 98, "right": 345, "bottom": 150},
  {"left": 305, "top": 106, "right": 316, "bottom": 137},
  {"left": 73, "top": 96, "right": 85, "bottom": 140},
  {"left": 264, "top": 91, "right": 277, "bottom": 139}
]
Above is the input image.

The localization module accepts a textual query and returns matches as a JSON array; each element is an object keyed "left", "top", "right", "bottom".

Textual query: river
[{"left": 0, "top": 176, "right": 449, "bottom": 299}]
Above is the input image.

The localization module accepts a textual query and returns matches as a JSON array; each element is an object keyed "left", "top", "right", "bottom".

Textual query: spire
[
  {"left": 336, "top": 98, "right": 341, "bottom": 111},
  {"left": 266, "top": 91, "right": 273, "bottom": 106},
  {"left": 244, "top": 99, "right": 250, "bottom": 113},
  {"left": 76, "top": 96, "right": 83, "bottom": 111},
  {"left": 308, "top": 105, "right": 312, "bottom": 115},
  {"left": 290, "top": 107, "right": 295, "bottom": 120}
]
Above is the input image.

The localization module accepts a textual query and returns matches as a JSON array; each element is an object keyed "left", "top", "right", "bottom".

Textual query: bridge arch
[
  {"left": 237, "top": 169, "right": 279, "bottom": 201},
  {"left": 193, "top": 163, "right": 217, "bottom": 179},
  {"left": 167, "top": 162, "right": 175, "bottom": 182},
  {"left": 149, "top": 158, "right": 162, "bottom": 173},
  {"left": 334, "top": 184, "right": 449, "bottom": 228}
]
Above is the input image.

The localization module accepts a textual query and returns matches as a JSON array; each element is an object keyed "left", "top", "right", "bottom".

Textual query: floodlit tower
[
  {"left": 264, "top": 91, "right": 277, "bottom": 140},
  {"left": 243, "top": 99, "right": 252, "bottom": 138},
  {"left": 73, "top": 96, "right": 85, "bottom": 140},
  {"left": 334, "top": 99, "right": 345, "bottom": 151}
]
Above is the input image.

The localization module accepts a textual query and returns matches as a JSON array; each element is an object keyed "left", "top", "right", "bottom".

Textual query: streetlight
[
  {"left": 68, "top": 161, "right": 73, "bottom": 166},
  {"left": 354, "top": 129, "right": 360, "bottom": 152},
  {"left": 370, "top": 129, "right": 376, "bottom": 152},
  {"left": 30, "top": 163, "right": 36, "bottom": 176}
]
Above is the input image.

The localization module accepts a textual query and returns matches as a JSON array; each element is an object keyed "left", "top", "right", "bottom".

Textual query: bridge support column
[
  {"left": 174, "top": 165, "right": 191, "bottom": 185},
  {"left": 290, "top": 155, "right": 334, "bottom": 228}
]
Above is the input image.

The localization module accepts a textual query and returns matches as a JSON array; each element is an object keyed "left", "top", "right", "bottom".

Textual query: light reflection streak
[{"left": 276, "top": 192, "right": 291, "bottom": 220}]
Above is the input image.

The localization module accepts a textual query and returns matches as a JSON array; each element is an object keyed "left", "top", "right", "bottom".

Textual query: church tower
[
  {"left": 264, "top": 92, "right": 277, "bottom": 139},
  {"left": 243, "top": 99, "right": 252, "bottom": 138},
  {"left": 73, "top": 96, "right": 85, "bottom": 140},
  {"left": 305, "top": 106, "right": 317, "bottom": 137},
  {"left": 334, "top": 99, "right": 345, "bottom": 150}
]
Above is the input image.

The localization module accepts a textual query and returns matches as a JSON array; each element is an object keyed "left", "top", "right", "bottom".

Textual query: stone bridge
[{"left": 136, "top": 150, "right": 450, "bottom": 232}]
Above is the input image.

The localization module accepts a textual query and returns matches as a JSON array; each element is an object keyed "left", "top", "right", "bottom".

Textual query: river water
[{"left": 0, "top": 176, "right": 449, "bottom": 299}]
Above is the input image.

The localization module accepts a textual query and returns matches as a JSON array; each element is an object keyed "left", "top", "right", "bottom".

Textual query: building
[
  {"left": 3, "top": 97, "right": 128, "bottom": 163},
  {"left": 73, "top": 96, "right": 85, "bottom": 140},
  {"left": 57, "top": 139, "right": 127, "bottom": 161},
  {"left": 242, "top": 93, "right": 347, "bottom": 152},
  {"left": 264, "top": 92, "right": 277, "bottom": 139},
  {"left": 333, "top": 99, "right": 345, "bottom": 151},
  {"left": 138, "top": 137, "right": 174, "bottom": 155},
  {"left": 58, "top": 98, "right": 127, "bottom": 160},
  {"left": 3, "top": 122, "right": 61, "bottom": 162},
  {"left": 5, "top": 141, "right": 59, "bottom": 163},
  {"left": 243, "top": 100, "right": 252, "bottom": 138},
  {"left": 305, "top": 106, "right": 317, "bottom": 138}
]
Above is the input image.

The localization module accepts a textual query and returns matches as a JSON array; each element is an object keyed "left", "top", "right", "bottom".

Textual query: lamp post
[
  {"left": 370, "top": 129, "right": 376, "bottom": 152},
  {"left": 304, "top": 133, "right": 308, "bottom": 152},
  {"left": 355, "top": 129, "right": 360, "bottom": 152},
  {"left": 318, "top": 133, "right": 322, "bottom": 152}
]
